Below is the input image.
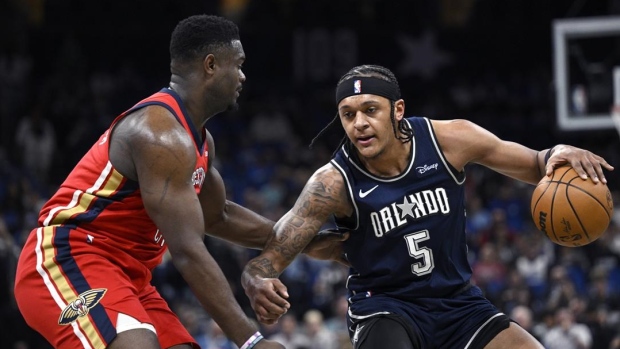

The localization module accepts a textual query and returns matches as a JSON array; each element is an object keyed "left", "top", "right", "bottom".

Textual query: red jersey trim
[{"left": 43, "top": 162, "right": 126, "bottom": 227}]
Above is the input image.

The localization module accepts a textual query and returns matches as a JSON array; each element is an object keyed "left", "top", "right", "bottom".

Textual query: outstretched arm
[
  {"left": 241, "top": 163, "right": 351, "bottom": 324},
  {"left": 432, "top": 119, "right": 613, "bottom": 185},
  {"left": 198, "top": 131, "right": 348, "bottom": 257}
]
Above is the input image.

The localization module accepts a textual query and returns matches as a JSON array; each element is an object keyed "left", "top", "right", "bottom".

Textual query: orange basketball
[{"left": 531, "top": 166, "right": 614, "bottom": 247}]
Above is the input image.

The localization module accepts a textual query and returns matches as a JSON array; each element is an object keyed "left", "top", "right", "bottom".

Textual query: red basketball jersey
[{"left": 38, "top": 88, "right": 209, "bottom": 270}]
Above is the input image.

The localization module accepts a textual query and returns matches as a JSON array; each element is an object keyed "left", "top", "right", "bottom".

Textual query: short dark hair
[{"left": 170, "top": 14, "right": 240, "bottom": 63}]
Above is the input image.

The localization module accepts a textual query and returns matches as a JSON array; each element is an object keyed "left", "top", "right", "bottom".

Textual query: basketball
[{"left": 531, "top": 166, "right": 614, "bottom": 247}]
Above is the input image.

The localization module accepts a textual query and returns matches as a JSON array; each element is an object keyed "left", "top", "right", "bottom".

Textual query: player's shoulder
[
  {"left": 306, "top": 162, "right": 352, "bottom": 216},
  {"left": 111, "top": 105, "right": 195, "bottom": 168},
  {"left": 308, "top": 163, "right": 348, "bottom": 194},
  {"left": 429, "top": 118, "right": 475, "bottom": 131},
  {"left": 429, "top": 118, "right": 484, "bottom": 144},
  {"left": 313, "top": 162, "right": 345, "bottom": 181},
  {"left": 122, "top": 106, "right": 192, "bottom": 148}
]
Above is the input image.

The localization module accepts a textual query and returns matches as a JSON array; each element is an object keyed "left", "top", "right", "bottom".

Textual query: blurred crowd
[{"left": 2, "top": 1, "right": 620, "bottom": 348}]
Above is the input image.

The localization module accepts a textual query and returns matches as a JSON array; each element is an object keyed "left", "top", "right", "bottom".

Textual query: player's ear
[
  {"left": 394, "top": 99, "right": 405, "bottom": 120},
  {"left": 203, "top": 54, "right": 216, "bottom": 75}
]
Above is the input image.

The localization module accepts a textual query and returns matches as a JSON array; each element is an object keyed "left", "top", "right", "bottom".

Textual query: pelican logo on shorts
[
  {"left": 58, "top": 289, "right": 107, "bottom": 325},
  {"left": 354, "top": 80, "right": 362, "bottom": 94}
]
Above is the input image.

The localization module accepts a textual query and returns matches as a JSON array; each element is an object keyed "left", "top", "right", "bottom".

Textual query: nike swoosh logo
[
  {"left": 359, "top": 185, "right": 379, "bottom": 198},
  {"left": 353, "top": 324, "right": 365, "bottom": 342}
]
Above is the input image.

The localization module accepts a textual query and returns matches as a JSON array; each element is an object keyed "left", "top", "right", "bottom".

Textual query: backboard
[{"left": 553, "top": 16, "right": 620, "bottom": 131}]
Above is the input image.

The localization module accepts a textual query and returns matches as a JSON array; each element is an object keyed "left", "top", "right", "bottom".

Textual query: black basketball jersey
[{"left": 331, "top": 117, "right": 471, "bottom": 299}]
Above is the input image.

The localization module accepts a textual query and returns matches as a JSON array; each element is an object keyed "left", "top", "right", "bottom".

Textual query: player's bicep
[
  {"left": 139, "top": 161, "right": 201, "bottom": 232},
  {"left": 130, "top": 116, "right": 204, "bottom": 248},
  {"left": 464, "top": 125, "right": 540, "bottom": 183},
  {"left": 436, "top": 119, "right": 539, "bottom": 182}
]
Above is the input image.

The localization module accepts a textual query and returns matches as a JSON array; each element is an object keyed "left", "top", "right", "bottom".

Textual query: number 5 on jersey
[{"left": 404, "top": 230, "right": 434, "bottom": 276}]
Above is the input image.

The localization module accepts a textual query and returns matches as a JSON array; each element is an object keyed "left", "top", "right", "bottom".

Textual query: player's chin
[
  {"left": 356, "top": 146, "right": 380, "bottom": 160},
  {"left": 227, "top": 101, "right": 240, "bottom": 112}
]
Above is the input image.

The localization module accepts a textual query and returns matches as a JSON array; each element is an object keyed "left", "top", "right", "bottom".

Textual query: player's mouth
[{"left": 356, "top": 135, "right": 375, "bottom": 146}]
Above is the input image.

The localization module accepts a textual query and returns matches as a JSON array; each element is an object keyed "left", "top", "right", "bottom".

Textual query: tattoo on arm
[
  {"left": 263, "top": 175, "right": 343, "bottom": 264},
  {"left": 247, "top": 257, "right": 279, "bottom": 278},
  {"left": 248, "top": 167, "right": 346, "bottom": 279}
]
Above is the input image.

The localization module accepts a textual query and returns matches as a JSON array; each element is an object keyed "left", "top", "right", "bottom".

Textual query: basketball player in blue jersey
[{"left": 241, "top": 65, "right": 614, "bottom": 349}]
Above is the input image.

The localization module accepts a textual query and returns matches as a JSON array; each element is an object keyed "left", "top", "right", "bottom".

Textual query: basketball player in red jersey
[{"left": 13, "top": 15, "right": 341, "bottom": 349}]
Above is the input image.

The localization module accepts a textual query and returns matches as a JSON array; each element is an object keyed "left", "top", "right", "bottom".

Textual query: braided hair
[{"left": 310, "top": 65, "right": 413, "bottom": 156}]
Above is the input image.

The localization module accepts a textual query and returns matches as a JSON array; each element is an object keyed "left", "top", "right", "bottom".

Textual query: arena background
[{"left": 1, "top": 1, "right": 620, "bottom": 348}]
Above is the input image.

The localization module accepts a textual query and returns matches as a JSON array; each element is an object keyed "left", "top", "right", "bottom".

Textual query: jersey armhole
[
  {"left": 423, "top": 117, "right": 466, "bottom": 184},
  {"left": 329, "top": 160, "right": 360, "bottom": 230}
]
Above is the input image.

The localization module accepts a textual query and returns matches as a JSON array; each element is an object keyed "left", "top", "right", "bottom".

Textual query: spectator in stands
[
  {"left": 303, "top": 309, "right": 337, "bottom": 349},
  {"left": 543, "top": 308, "right": 592, "bottom": 349},
  {"left": 14, "top": 101, "right": 56, "bottom": 185},
  {"left": 268, "top": 313, "right": 311, "bottom": 349}
]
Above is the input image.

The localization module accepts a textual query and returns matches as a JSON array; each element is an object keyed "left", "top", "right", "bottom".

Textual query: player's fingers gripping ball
[{"left": 531, "top": 165, "right": 614, "bottom": 247}]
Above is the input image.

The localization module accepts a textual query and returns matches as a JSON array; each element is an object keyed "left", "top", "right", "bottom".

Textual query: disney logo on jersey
[
  {"left": 370, "top": 188, "right": 450, "bottom": 237},
  {"left": 58, "top": 289, "right": 107, "bottom": 325},
  {"left": 192, "top": 167, "right": 206, "bottom": 188},
  {"left": 416, "top": 163, "right": 438, "bottom": 176}
]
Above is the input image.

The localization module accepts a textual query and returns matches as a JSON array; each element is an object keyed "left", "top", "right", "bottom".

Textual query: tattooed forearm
[
  {"left": 268, "top": 222, "right": 313, "bottom": 261},
  {"left": 247, "top": 257, "right": 279, "bottom": 278},
  {"left": 257, "top": 164, "right": 350, "bottom": 271}
]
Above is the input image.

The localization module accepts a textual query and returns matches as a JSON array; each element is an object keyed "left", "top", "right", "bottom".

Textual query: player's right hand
[
  {"left": 545, "top": 144, "right": 614, "bottom": 183},
  {"left": 254, "top": 339, "right": 285, "bottom": 349},
  {"left": 244, "top": 276, "right": 290, "bottom": 325}
]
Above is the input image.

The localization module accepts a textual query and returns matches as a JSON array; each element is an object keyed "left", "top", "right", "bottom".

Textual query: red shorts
[{"left": 14, "top": 226, "right": 198, "bottom": 349}]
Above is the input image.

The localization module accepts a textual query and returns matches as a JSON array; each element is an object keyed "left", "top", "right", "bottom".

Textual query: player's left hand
[
  {"left": 302, "top": 229, "right": 350, "bottom": 266},
  {"left": 546, "top": 144, "right": 614, "bottom": 184},
  {"left": 244, "top": 275, "right": 290, "bottom": 325}
]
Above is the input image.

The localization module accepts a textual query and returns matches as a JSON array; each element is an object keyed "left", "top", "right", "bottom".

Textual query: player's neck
[
  {"left": 168, "top": 80, "right": 217, "bottom": 130},
  {"left": 356, "top": 140, "right": 411, "bottom": 177}
]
